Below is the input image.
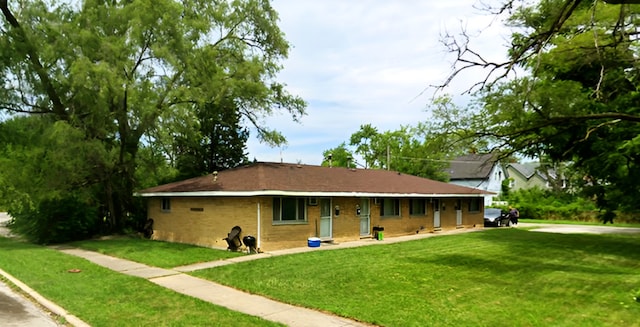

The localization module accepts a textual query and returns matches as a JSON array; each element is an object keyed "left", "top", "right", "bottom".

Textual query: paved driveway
[
  {"left": 519, "top": 222, "right": 640, "bottom": 235},
  {"left": 0, "top": 212, "right": 12, "bottom": 237},
  {"left": 0, "top": 280, "right": 61, "bottom": 327},
  {"left": 1, "top": 213, "right": 61, "bottom": 326}
]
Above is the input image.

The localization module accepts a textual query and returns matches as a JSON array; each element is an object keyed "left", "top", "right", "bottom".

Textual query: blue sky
[{"left": 246, "top": 0, "right": 510, "bottom": 165}]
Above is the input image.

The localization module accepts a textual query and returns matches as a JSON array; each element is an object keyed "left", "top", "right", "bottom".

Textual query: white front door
[
  {"left": 319, "top": 198, "right": 332, "bottom": 239},
  {"left": 455, "top": 199, "right": 463, "bottom": 226},
  {"left": 433, "top": 199, "right": 441, "bottom": 229},
  {"left": 359, "top": 198, "right": 370, "bottom": 236}
]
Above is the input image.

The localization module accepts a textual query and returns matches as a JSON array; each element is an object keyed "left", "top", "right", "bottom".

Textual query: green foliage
[
  {"left": 506, "top": 187, "right": 597, "bottom": 221},
  {"left": 346, "top": 124, "right": 453, "bottom": 179},
  {"left": 0, "top": 117, "right": 118, "bottom": 242},
  {"left": 173, "top": 100, "right": 249, "bottom": 180},
  {"left": 327, "top": 104, "right": 486, "bottom": 181},
  {"left": 194, "top": 231, "right": 640, "bottom": 326},
  {"left": 349, "top": 124, "right": 380, "bottom": 168},
  {"left": 0, "top": 0, "right": 305, "bottom": 235},
  {"left": 9, "top": 194, "right": 100, "bottom": 244},
  {"left": 500, "top": 178, "right": 511, "bottom": 198},
  {"left": 70, "top": 237, "right": 243, "bottom": 268},
  {"left": 321, "top": 142, "right": 355, "bottom": 168},
  {"left": 0, "top": 239, "right": 282, "bottom": 326},
  {"left": 457, "top": 0, "right": 640, "bottom": 213}
]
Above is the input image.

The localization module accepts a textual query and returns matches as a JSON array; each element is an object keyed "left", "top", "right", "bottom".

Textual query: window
[
  {"left": 161, "top": 198, "right": 171, "bottom": 212},
  {"left": 468, "top": 198, "right": 481, "bottom": 212},
  {"left": 409, "top": 199, "right": 426, "bottom": 215},
  {"left": 380, "top": 198, "right": 400, "bottom": 217},
  {"left": 273, "top": 197, "right": 307, "bottom": 222}
]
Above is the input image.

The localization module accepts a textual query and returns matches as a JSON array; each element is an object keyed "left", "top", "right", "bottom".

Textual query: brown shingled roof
[{"left": 138, "top": 162, "right": 491, "bottom": 197}]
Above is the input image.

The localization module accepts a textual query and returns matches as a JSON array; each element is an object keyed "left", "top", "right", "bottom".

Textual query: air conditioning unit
[{"left": 308, "top": 198, "right": 318, "bottom": 206}]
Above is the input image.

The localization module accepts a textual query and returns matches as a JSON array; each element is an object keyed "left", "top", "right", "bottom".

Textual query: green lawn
[
  {"left": 0, "top": 237, "right": 282, "bottom": 327},
  {"left": 191, "top": 229, "right": 640, "bottom": 327},
  {"left": 69, "top": 237, "right": 243, "bottom": 268},
  {"left": 3, "top": 229, "right": 639, "bottom": 326}
]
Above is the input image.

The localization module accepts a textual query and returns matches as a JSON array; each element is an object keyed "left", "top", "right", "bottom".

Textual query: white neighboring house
[{"left": 446, "top": 153, "right": 506, "bottom": 206}]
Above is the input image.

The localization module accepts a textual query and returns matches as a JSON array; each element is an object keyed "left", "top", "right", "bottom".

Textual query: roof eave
[{"left": 136, "top": 190, "right": 492, "bottom": 197}]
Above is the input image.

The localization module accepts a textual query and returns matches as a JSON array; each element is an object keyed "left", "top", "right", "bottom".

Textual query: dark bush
[
  {"left": 505, "top": 187, "right": 598, "bottom": 221},
  {"left": 9, "top": 195, "right": 100, "bottom": 244}
]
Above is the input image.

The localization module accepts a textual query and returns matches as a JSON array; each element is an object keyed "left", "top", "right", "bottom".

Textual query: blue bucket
[{"left": 307, "top": 237, "right": 321, "bottom": 247}]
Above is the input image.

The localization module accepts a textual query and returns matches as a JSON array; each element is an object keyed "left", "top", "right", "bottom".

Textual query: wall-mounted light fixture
[
  {"left": 356, "top": 204, "right": 361, "bottom": 216},
  {"left": 334, "top": 205, "right": 340, "bottom": 216}
]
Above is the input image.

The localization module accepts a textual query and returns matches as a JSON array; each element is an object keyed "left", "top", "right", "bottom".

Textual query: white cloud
[{"left": 247, "top": 0, "right": 511, "bottom": 165}]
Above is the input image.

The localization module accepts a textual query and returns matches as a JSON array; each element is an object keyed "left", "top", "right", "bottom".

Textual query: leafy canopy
[
  {"left": 0, "top": 0, "right": 305, "bottom": 240},
  {"left": 444, "top": 0, "right": 640, "bottom": 212}
]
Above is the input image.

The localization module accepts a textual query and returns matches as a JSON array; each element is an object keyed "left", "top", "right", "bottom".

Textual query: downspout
[{"left": 257, "top": 201, "right": 261, "bottom": 251}]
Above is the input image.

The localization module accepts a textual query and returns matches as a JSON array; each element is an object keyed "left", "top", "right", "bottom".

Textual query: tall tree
[
  {"left": 440, "top": 0, "right": 640, "bottom": 92},
  {"left": 0, "top": 0, "right": 305, "bottom": 237},
  {"left": 442, "top": 0, "right": 640, "bottom": 212},
  {"left": 321, "top": 143, "right": 356, "bottom": 168},
  {"left": 349, "top": 124, "right": 380, "bottom": 169},
  {"left": 174, "top": 98, "right": 249, "bottom": 180},
  {"left": 333, "top": 107, "right": 485, "bottom": 181}
]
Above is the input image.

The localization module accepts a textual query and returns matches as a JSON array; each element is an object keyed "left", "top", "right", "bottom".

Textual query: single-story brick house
[{"left": 137, "top": 162, "right": 491, "bottom": 251}]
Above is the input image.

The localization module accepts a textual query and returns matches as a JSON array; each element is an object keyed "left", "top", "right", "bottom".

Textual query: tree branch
[{"left": 0, "top": 0, "right": 67, "bottom": 119}]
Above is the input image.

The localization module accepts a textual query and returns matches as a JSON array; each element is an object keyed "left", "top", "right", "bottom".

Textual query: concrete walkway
[
  {"left": 52, "top": 246, "right": 367, "bottom": 327},
  {"left": 519, "top": 222, "right": 640, "bottom": 235},
  {"left": 51, "top": 227, "right": 481, "bottom": 327}
]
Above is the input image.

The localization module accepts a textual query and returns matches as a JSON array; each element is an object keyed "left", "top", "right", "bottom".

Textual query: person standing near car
[{"left": 509, "top": 206, "right": 520, "bottom": 227}]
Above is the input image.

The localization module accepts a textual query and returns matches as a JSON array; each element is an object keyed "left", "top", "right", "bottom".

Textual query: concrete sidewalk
[
  {"left": 51, "top": 247, "right": 371, "bottom": 327},
  {"left": 52, "top": 227, "right": 481, "bottom": 326}
]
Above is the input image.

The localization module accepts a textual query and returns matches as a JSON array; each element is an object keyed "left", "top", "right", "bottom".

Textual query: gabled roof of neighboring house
[
  {"left": 138, "top": 162, "right": 491, "bottom": 198},
  {"left": 507, "top": 163, "right": 538, "bottom": 179},
  {"left": 447, "top": 153, "right": 499, "bottom": 180},
  {"left": 507, "top": 163, "right": 557, "bottom": 181}
]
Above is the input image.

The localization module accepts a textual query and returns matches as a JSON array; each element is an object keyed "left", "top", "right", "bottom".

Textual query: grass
[
  {"left": 69, "top": 236, "right": 243, "bottom": 268},
  {"left": 0, "top": 237, "right": 282, "bottom": 327},
  {"left": 3, "top": 228, "right": 640, "bottom": 326},
  {"left": 521, "top": 218, "right": 640, "bottom": 227},
  {"left": 191, "top": 229, "right": 640, "bottom": 327}
]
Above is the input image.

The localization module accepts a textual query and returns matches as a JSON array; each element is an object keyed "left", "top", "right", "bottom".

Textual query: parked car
[{"left": 484, "top": 208, "right": 511, "bottom": 227}]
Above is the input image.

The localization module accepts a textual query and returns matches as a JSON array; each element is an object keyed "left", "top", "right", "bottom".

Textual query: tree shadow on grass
[
  {"left": 0, "top": 237, "right": 41, "bottom": 251},
  {"left": 404, "top": 229, "right": 640, "bottom": 277},
  {"left": 478, "top": 228, "right": 640, "bottom": 261}
]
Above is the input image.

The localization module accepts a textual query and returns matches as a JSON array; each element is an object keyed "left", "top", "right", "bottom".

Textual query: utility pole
[{"left": 386, "top": 144, "right": 390, "bottom": 171}]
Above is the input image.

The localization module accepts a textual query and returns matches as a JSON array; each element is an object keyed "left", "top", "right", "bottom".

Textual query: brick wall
[
  {"left": 147, "top": 196, "right": 484, "bottom": 251},
  {"left": 148, "top": 197, "right": 259, "bottom": 249}
]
